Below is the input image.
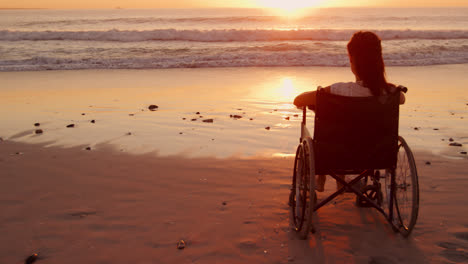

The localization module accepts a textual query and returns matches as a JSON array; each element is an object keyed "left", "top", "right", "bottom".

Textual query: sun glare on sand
[{"left": 257, "top": 0, "right": 323, "bottom": 17}]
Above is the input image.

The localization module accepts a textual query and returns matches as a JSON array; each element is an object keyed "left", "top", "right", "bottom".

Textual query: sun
[{"left": 256, "top": 0, "right": 323, "bottom": 17}]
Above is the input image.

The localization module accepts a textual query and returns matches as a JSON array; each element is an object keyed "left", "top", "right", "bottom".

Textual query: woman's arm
[{"left": 293, "top": 86, "right": 331, "bottom": 108}]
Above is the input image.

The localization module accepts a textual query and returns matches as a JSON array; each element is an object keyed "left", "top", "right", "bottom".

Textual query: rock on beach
[
  {"left": 177, "top": 240, "right": 186, "bottom": 249},
  {"left": 148, "top": 105, "right": 159, "bottom": 111}
]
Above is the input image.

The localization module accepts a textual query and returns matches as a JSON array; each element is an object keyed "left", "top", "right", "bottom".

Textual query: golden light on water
[
  {"left": 277, "top": 77, "right": 300, "bottom": 101},
  {"left": 257, "top": 0, "right": 323, "bottom": 17},
  {"left": 247, "top": 76, "right": 311, "bottom": 104}
]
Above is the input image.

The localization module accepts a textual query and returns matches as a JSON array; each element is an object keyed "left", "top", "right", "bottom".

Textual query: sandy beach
[
  {"left": 1, "top": 141, "right": 467, "bottom": 264},
  {"left": 1, "top": 65, "right": 468, "bottom": 263}
]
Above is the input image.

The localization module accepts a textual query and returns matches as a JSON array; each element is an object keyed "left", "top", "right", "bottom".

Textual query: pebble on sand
[
  {"left": 191, "top": 118, "right": 197, "bottom": 121},
  {"left": 148, "top": 105, "right": 159, "bottom": 111},
  {"left": 203, "top": 119, "right": 214, "bottom": 123},
  {"left": 414, "top": 127, "right": 419, "bottom": 130},
  {"left": 81, "top": 113, "right": 85, "bottom": 115},
  {"left": 461, "top": 152, "right": 467, "bottom": 155},
  {"left": 182, "top": 118, "right": 186, "bottom": 120},
  {"left": 265, "top": 126, "right": 271, "bottom": 130},
  {"left": 91, "top": 120, "right": 95, "bottom": 123},
  {"left": 34, "top": 123, "right": 40, "bottom": 127},
  {"left": 426, "top": 161, "right": 431, "bottom": 165},
  {"left": 230, "top": 115, "right": 242, "bottom": 119},
  {"left": 126, "top": 132, "right": 132, "bottom": 135},
  {"left": 35, "top": 129, "right": 43, "bottom": 134},
  {"left": 449, "top": 138, "right": 454, "bottom": 142},
  {"left": 293, "top": 114, "right": 299, "bottom": 117},
  {"left": 66, "top": 124, "right": 75, "bottom": 128},
  {"left": 196, "top": 112, "right": 200, "bottom": 114},
  {"left": 449, "top": 142, "right": 463, "bottom": 147},
  {"left": 177, "top": 240, "right": 186, "bottom": 249},
  {"left": 85, "top": 147, "right": 91, "bottom": 151},
  {"left": 25, "top": 253, "right": 38, "bottom": 264},
  {"left": 285, "top": 117, "right": 290, "bottom": 120}
]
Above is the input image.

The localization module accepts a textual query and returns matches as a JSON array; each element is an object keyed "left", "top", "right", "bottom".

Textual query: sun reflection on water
[
  {"left": 278, "top": 77, "right": 298, "bottom": 101},
  {"left": 249, "top": 76, "right": 303, "bottom": 103}
]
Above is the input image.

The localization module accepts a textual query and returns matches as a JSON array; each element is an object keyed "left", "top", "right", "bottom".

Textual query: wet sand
[
  {"left": 1, "top": 65, "right": 467, "bottom": 158},
  {"left": 0, "top": 141, "right": 467, "bottom": 264}
]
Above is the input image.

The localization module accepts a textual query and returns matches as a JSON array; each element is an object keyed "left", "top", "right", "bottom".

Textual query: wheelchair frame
[{"left": 290, "top": 89, "right": 419, "bottom": 239}]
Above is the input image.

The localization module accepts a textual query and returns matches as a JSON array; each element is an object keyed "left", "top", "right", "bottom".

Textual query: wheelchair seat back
[{"left": 313, "top": 90, "right": 400, "bottom": 175}]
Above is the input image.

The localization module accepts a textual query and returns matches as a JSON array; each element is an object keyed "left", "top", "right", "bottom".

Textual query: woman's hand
[{"left": 294, "top": 91, "right": 316, "bottom": 108}]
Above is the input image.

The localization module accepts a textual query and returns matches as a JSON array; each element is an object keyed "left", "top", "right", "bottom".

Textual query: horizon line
[{"left": 1, "top": 5, "right": 468, "bottom": 10}]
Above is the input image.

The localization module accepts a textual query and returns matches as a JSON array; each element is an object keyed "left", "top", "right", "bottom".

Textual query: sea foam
[{"left": 2, "top": 29, "right": 468, "bottom": 42}]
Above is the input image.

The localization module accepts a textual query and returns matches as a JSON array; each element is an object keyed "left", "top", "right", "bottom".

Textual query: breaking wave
[{"left": 2, "top": 29, "right": 468, "bottom": 42}]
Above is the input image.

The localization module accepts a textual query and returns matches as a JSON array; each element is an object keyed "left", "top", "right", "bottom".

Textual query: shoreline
[
  {"left": 1, "top": 140, "right": 467, "bottom": 263},
  {"left": 2, "top": 62, "right": 468, "bottom": 73},
  {"left": 1, "top": 64, "right": 468, "bottom": 159}
]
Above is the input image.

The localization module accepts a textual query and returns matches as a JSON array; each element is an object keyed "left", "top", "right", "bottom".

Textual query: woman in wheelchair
[
  {"left": 289, "top": 31, "right": 419, "bottom": 239},
  {"left": 294, "top": 31, "right": 405, "bottom": 192},
  {"left": 294, "top": 31, "right": 405, "bottom": 107}
]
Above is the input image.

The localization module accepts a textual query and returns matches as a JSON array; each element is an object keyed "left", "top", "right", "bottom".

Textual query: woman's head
[{"left": 347, "top": 31, "right": 388, "bottom": 96}]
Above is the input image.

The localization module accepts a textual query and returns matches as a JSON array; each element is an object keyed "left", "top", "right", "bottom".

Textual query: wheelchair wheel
[
  {"left": 393, "top": 136, "right": 419, "bottom": 237},
  {"left": 289, "top": 139, "right": 316, "bottom": 239}
]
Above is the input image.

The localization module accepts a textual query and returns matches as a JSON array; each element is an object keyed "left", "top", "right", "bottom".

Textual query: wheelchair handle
[
  {"left": 302, "top": 107, "right": 307, "bottom": 125},
  {"left": 397, "top": 85, "right": 408, "bottom": 93}
]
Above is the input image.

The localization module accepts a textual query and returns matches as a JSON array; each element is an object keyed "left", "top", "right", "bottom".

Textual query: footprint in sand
[
  {"left": 439, "top": 248, "right": 468, "bottom": 263},
  {"left": 437, "top": 241, "right": 459, "bottom": 250},
  {"left": 454, "top": 232, "right": 468, "bottom": 241},
  {"left": 237, "top": 240, "right": 260, "bottom": 254},
  {"left": 437, "top": 234, "right": 468, "bottom": 263},
  {"left": 368, "top": 256, "right": 397, "bottom": 264},
  {"left": 68, "top": 210, "right": 97, "bottom": 218}
]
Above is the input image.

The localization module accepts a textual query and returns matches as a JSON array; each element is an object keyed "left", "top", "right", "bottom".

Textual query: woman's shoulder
[
  {"left": 330, "top": 82, "right": 358, "bottom": 89},
  {"left": 330, "top": 81, "right": 372, "bottom": 97}
]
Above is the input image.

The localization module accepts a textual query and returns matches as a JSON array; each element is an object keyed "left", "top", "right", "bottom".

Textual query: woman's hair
[{"left": 347, "top": 31, "right": 390, "bottom": 96}]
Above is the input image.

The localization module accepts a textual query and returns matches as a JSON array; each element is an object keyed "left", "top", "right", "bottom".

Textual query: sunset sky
[{"left": 1, "top": 0, "right": 467, "bottom": 9}]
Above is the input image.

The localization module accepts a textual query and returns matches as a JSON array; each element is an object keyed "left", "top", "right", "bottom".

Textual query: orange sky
[{"left": 1, "top": 0, "right": 467, "bottom": 9}]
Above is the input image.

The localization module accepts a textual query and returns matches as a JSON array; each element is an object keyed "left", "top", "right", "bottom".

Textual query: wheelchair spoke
[
  {"left": 289, "top": 139, "right": 315, "bottom": 239},
  {"left": 393, "top": 136, "right": 419, "bottom": 237}
]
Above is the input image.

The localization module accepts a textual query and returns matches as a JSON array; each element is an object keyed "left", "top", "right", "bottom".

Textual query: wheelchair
[{"left": 289, "top": 87, "right": 419, "bottom": 239}]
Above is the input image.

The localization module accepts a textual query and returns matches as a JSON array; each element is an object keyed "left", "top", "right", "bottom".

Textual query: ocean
[{"left": 1, "top": 7, "right": 468, "bottom": 71}]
